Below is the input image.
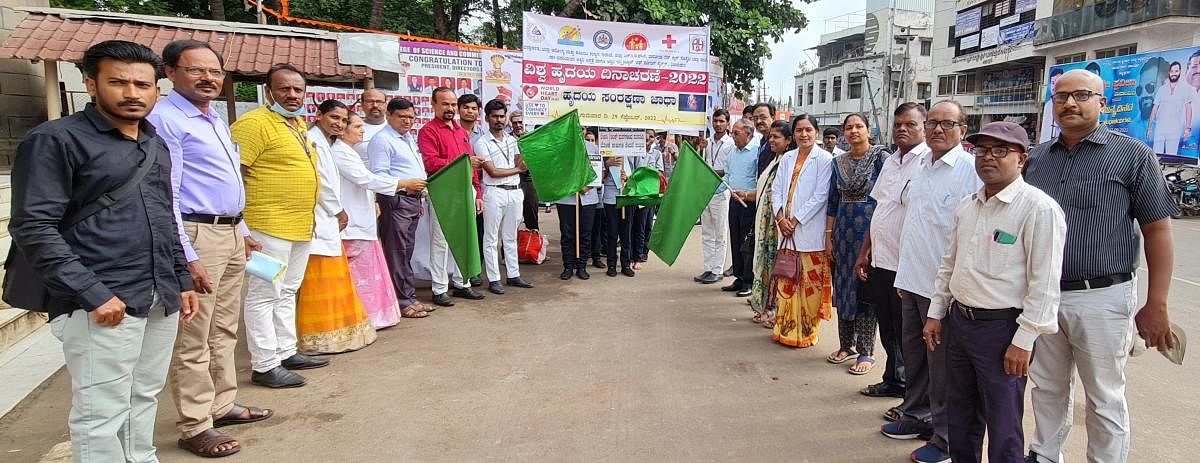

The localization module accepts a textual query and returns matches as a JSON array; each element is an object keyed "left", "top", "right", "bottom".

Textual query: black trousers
[
  {"left": 556, "top": 203, "right": 595, "bottom": 269},
  {"left": 945, "top": 307, "right": 1026, "bottom": 463},
  {"left": 870, "top": 267, "right": 906, "bottom": 390},
  {"left": 603, "top": 204, "right": 634, "bottom": 269},
  {"left": 727, "top": 200, "right": 757, "bottom": 287},
  {"left": 631, "top": 206, "right": 656, "bottom": 261},
  {"left": 590, "top": 205, "right": 606, "bottom": 259},
  {"left": 520, "top": 178, "right": 539, "bottom": 230}
]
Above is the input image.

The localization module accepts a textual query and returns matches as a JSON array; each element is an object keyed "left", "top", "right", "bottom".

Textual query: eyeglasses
[
  {"left": 1051, "top": 90, "right": 1098, "bottom": 104},
  {"left": 973, "top": 146, "right": 1019, "bottom": 159},
  {"left": 924, "top": 120, "right": 965, "bottom": 130},
  {"left": 179, "top": 66, "right": 226, "bottom": 79}
]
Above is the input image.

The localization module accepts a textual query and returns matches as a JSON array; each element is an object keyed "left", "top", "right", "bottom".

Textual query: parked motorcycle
[{"left": 1164, "top": 167, "right": 1200, "bottom": 218}]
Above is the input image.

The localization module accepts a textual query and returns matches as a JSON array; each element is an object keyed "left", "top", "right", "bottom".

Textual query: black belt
[
  {"left": 952, "top": 301, "right": 1022, "bottom": 321},
  {"left": 396, "top": 190, "right": 421, "bottom": 198},
  {"left": 487, "top": 184, "right": 520, "bottom": 190},
  {"left": 181, "top": 213, "right": 242, "bottom": 225},
  {"left": 1060, "top": 272, "right": 1132, "bottom": 291}
]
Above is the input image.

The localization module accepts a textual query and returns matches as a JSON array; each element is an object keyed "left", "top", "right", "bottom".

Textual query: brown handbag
[{"left": 772, "top": 237, "right": 801, "bottom": 279}]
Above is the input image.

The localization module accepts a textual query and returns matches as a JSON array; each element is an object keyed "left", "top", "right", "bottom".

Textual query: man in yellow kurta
[{"left": 231, "top": 63, "right": 326, "bottom": 389}]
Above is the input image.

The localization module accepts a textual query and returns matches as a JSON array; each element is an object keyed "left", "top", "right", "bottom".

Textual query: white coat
[{"left": 771, "top": 146, "right": 833, "bottom": 252}]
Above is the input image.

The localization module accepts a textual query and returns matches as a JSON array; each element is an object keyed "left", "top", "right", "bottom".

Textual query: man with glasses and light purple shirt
[{"left": 147, "top": 39, "right": 272, "bottom": 457}]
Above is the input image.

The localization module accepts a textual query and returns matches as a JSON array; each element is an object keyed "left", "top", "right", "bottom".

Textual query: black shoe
[
  {"left": 606, "top": 267, "right": 618, "bottom": 277},
  {"left": 860, "top": 382, "right": 906, "bottom": 398},
  {"left": 699, "top": 272, "right": 723, "bottom": 284},
  {"left": 469, "top": 276, "right": 482, "bottom": 287},
  {"left": 621, "top": 267, "right": 635, "bottom": 277},
  {"left": 452, "top": 286, "right": 485, "bottom": 300},
  {"left": 432, "top": 292, "right": 455, "bottom": 307},
  {"left": 1025, "top": 452, "right": 1041, "bottom": 463},
  {"left": 488, "top": 282, "right": 506, "bottom": 294},
  {"left": 560, "top": 268, "right": 574, "bottom": 280},
  {"left": 251, "top": 367, "right": 306, "bottom": 388},
  {"left": 735, "top": 288, "right": 751, "bottom": 297},
  {"left": 721, "top": 281, "right": 742, "bottom": 292},
  {"left": 723, "top": 267, "right": 734, "bottom": 277},
  {"left": 575, "top": 267, "right": 590, "bottom": 280},
  {"left": 507, "top": 277, "right": 533, "bottom": 288},
  {"left": 592, "top": 257, "right": 605, "bottom": 269},
  {"left": 281, "top": 354, "right": 328, "bottom": 370},
  {"left": 693, "top": 271, "right": 709, "bottom": 282}
]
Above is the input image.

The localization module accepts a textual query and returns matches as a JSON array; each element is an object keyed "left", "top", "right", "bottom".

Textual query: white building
[
  {"left": 793, "top": 0, "right": 936, "bottom": 141},
  {"left": 931, "top": 0, "right": 1044, "bottom": 137}
]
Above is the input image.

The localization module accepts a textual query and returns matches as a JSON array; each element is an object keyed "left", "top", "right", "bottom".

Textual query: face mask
[{"left": 269, "top": 101, "right": 307, "bottom": 118}]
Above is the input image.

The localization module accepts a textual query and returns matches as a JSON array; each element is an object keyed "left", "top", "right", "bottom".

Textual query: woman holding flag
[{"left": 770, "top": 115, "right": 834, "bottom": 348}]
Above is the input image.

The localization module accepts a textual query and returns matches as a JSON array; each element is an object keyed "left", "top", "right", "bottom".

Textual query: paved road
[{"left": 0, "top": 212, "right": 1195, "bottom": 462}]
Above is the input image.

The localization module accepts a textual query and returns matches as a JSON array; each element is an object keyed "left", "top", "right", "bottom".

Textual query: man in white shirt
[
  {"left": 922, "top": 122, "right": 1066, "bottom": 463},
  {"left": 856, "top": 102, "right": 930, "bottom": 405},
  {"left": 360, "top": 89, "right": 388, "bottom": 145},
  {"left": 823, "top": 127, "right": 847, "bottom": 155},
  {"left": 885, "top": 100, "right": 982, "bottom": 463},
  {"left": 1146, "top": 61, "right": 1195, "bottom": 155},
  {"left": 696, "top": 109, "right": 734, "bottom": 284},
  {"left": 474, "top": 99, "right": 533, "bottom": 294},
  {"left": 367, "top": 98, "right": 430, "bottom": 317}
]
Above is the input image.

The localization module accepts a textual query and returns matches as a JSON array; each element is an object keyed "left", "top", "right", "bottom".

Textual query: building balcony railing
[{"left": 1034, "top": 0, "right": 1200, "bottom": 45}]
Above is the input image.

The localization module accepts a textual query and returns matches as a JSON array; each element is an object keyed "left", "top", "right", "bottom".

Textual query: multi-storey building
[{"left": 793, "top": 0, "right": 936, "bottom": 142}]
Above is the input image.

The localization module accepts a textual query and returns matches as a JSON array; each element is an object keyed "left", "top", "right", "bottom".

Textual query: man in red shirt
[{"left": 419, "top": 87, "right": 486, "bottom": 306}]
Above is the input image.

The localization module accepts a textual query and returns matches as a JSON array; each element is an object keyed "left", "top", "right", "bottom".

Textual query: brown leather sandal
[
  {"left": 178, "top": 428, "right": 240, "bottom": 458},
  {"left": 213, "top": 404, "right": 272, "bottom": 427}
]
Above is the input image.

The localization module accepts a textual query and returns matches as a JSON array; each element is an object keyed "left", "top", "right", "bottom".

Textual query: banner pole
[{"left": 575, "top": 193, "right": 582, "bottom": 261}]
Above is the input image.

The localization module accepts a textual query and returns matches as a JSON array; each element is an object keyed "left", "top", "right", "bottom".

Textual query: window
[
  {"left": 819, "top": 80, "right": 827, "bottom": 103},
  {"left": 832, "top": 77, "right": 842, "bottom": 102},
  {"left": 920, "top": 39, "right": 932, "bottom": 56},
  {"left": 848, "top": 74, "right": 863, "bottom": 99},
  {"left": 797, "top": 85, "right": 804, "bottom": 106},
  {"left": 807, "top": 83, "right": 814, "bottom": 106},
  {"left": 1095, "top": 44, "right": 1137, "bottom": 59},
  {"left": 1055, "top": 52, "right": 1085, "bottom": 64},
  {"left": 956, "top": 74, "right": 976, "bottom": 94},
  {"left": 918, "top": 82, "right": 932, "bottom": 100},
  {"left": 938, "top": 75, "right": 955, "bottom": 96},
  {"left": 947, "top": 26, "right": 956, "bottom": 47}
]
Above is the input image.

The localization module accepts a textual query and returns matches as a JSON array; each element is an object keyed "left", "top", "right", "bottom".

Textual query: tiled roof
[{"left": 0, "top": 8, "right": 371, "bottom": 82}]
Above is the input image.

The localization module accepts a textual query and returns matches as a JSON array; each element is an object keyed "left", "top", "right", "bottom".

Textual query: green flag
[
  {"left": 517, "top": 110, "right": 596, "bottom": 202},
  {"left": 425, "top": 155, "right": 481, "bottom": 280},
  {"left": 615, "top": 166, "right": 664, "bottom": 208},
  {"left": 649, "top": 142, "right": 722, "bottom": 266}
]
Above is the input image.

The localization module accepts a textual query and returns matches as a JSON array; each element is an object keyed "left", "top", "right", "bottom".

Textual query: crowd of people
[{"left": 4, "top": 38, "right": 1180, "bottom": 463}]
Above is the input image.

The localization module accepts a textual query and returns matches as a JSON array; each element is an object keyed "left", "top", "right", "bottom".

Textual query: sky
[{"left": 760, "top": 0, "right": 868, "bottom": 102}]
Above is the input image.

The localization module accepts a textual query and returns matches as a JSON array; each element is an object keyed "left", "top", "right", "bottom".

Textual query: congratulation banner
[
  {"left": 1039, "top": 45, "right": 1200, "bottom": 164},
  {"left": 338, "top": 34, "right": 482, "bottom": 129},
  {"left": 480, "top": 49, "right": 523, "bottom": 110},
  {"left": 520, "top": 12, "right": 711, "bottom": 132}
]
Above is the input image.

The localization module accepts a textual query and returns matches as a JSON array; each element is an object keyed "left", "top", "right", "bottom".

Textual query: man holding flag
[
  {"left": 418, "top": 87, "right": 486, "bottom": 307},
  {"left": 697, "top": 109, "right": 734, "bottom": 284},
  {"left": 474, "top": 99, "right": 533, "bottom": 294}
]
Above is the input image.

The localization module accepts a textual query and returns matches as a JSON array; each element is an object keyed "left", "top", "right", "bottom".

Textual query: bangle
[{"left": 825, "top": 229, "right": 833, "bottom": 233}]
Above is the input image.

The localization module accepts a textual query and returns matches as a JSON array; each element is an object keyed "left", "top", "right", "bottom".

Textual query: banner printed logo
[
  {"left": 593, "top": 30, "right": 613, "bottom": 50},
  {"left": 529, "top": 24, "right": 546, "bottom": 43},
  {"left": 661, "top": 34, "right": 678, "bottom": 49},
  {"left": 624, "top": 34, "right": 648, "bottom": 51},
  {"left": 558, "top": 26, "right": 585, "bottom": 47},
  {"left": 689, "top": 34, "right": 707, "bottom": 54}
]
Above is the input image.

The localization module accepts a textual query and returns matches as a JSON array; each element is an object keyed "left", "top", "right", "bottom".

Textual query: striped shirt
[{"left": 1024, "top": 125, "right": 1177, "bottom": 281}]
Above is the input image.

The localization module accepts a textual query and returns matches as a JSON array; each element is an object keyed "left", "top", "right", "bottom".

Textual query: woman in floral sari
[
  {"left": 748, "top": 120, "right": 793, "bottom": 325},
  {"left": 770, "top": 114, "right": 834, "bottom": 348}
]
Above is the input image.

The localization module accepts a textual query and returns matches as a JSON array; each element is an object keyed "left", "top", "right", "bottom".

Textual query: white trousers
[
  {"left": 701, "top": 191, "right": 730, "bottom": 274},
  {"left": 1152, "top": 125, "right": 1183, "bottom": 155},
  {"left": 483, "top": 185, "right": 523, "bottom": 281},
  {"left": 1029, "top": 280, "right": 1137, "bottom": 463},
  {"left": 51, "top": 294, "right": 178, "bottom": 463},
  {"left": 243, "top": 229, "right": 310, "bottom": 372},
  {"left": 429, "top": 206, "right": 465, "bottom": 294}
]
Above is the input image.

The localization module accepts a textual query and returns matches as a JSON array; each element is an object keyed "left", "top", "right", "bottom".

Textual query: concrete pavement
[{"left": 0, "top": 212, "right": 1196, "bottom": 462}]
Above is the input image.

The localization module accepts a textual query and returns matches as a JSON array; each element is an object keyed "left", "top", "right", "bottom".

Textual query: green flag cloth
[
  {"left": 425, "top": 155, "right": 481, "bottom": 280},
  {"left": 649, "top": 142, "right": 722, "bottom": 266},
  {"left": 615, "top": 166, "right": 664, "bottom": 208},
  {"left": 516, "top": 109, "right": 596, "bottom": 202}
]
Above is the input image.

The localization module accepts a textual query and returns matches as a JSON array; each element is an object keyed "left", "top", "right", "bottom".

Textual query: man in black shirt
[{"left": 8, "top": 40, "right": 198, "bottom": 462}]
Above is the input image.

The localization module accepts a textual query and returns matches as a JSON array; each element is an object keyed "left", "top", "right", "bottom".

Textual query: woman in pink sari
[{"left": 333, "top": 114, "right": 414, "bottom": 328}]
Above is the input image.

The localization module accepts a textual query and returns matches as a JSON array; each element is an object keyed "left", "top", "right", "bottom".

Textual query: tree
[{"left": 369, "top": 0, "right": 384, "bottom": 29}]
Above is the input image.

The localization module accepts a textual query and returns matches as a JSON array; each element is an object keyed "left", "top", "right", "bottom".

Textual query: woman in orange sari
[{"left": 770, "top": 114, "right": 835, "bottom": 348}]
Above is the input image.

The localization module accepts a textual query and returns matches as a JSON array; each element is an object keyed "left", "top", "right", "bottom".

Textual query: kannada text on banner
[{"left": 520, "top": 12, "right": 710, "bottom": 133}]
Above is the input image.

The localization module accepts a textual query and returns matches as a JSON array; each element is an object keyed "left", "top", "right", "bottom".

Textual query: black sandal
[
  {"left": 213, "top": 404, "right": 273, "bottom": 428},
  {"left": 178, "top": 428, "right": 240, "bottom": 458}
]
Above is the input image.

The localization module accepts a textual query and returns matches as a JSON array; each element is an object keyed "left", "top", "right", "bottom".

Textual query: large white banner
[
  {"left": 480, "top": 50, "right": 523, "bottom": 110},
  {"left": 520, "top": 12, "right": 710, "bottom": 132}
]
